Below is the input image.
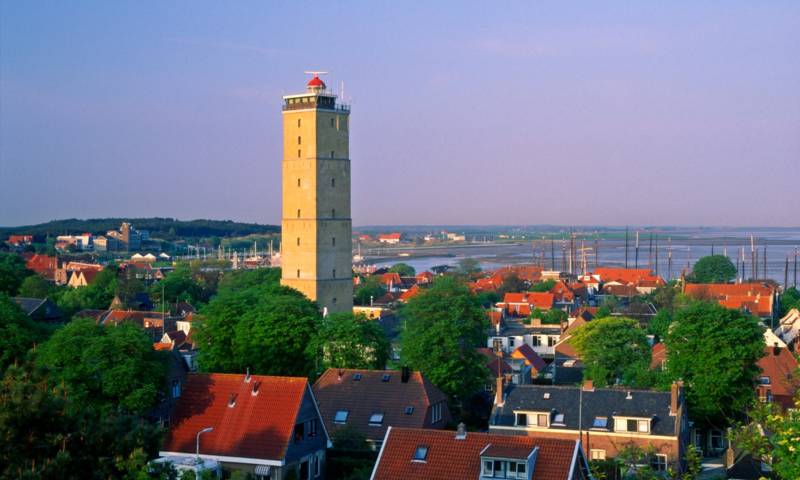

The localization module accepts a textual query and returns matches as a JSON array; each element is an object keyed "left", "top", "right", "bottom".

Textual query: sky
[{"left": 1, "top": 2, "right": 799, "bottom": 227}]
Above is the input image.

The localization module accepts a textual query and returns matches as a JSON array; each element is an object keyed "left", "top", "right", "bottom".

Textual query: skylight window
[
  {"left": 413, "top": 445, "right": 428, "bottom": 462},
  {"left": 334, "top": 410, "right": 349, "bottom": 424},
  {"left": 382, "top": 374, "right": 391, "bottom": 382},
  {"left": 369, "top": 412, "right": 385, "bottom": 425},
  {"left": 592, "top": 417, "right": 608, "bottom": 429},
  {"left": 405, "top": 406, "right": 414, "bottom": 415},
  {"left": 353, "top": 373, "right": 362, "bottom": 381},
  {"left": 553, "top": 413, "right": 565, "bottom": 425}
]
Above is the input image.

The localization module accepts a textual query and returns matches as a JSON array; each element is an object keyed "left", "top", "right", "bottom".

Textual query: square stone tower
[{"left": 280, "top": 74, "right": 353, "bottom": 315}]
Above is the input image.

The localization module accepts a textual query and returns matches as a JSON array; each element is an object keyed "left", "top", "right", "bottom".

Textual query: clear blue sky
[{"left": 2, "top": 2, "right": 798, "bottom": 227}]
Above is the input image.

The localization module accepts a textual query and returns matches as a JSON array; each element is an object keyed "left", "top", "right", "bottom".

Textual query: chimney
[
  {"left": 228, "top": 393, "right": 237, "bottom": 408},
  {"left": 401, "top": 366, "right": 410, "bottom": 383},
  {"left": 337, "top": 369, "right": 344, "bottom": 381},
  {"left": 495, "top": 376, "right": 505, "bottom": 406},
  {"left": 244, "top": 368, "right": 251, "bottom": 383},
  {"left": 455, "top": 422, "right": 467, "bottom": 440},
  {"left": 773, "top": 342, "right": 781, "bottom": 356},
  {"left": 582, "top": 379, "right": 594, "bottom": 392},
  {"left": 251, "top": 381, "right": 260, "bottom": 396},
  {"left": 670, "top": 381, "right": 683, "bottom": 416}
]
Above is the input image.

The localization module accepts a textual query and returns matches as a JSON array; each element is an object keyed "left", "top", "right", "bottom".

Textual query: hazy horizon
[{"left": 2, "top": 2, "right": 798, "bottom": 227}]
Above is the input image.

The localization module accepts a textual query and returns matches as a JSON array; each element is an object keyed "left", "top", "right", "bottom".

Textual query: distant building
[
  {"left": 683, "top": 282, "right": 776, "bottom": 320},
  {"left": 13, "top": 297, "right": 63, "bottom": 323},
  {"left": 6, "top": 235, "right": 33, "bottom": 248},
  {"left": 377, "top": 233, "right": 402, "bottom": 244}
]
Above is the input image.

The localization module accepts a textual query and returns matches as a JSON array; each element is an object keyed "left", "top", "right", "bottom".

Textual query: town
[{"left": 1, "top": 71, "right": 799, "bottom": 480}]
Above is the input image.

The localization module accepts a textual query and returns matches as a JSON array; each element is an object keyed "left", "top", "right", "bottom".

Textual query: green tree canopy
[
  {"left": 529, "top": 279, "right": 556, "bottom": 292},
  {"left": 780, "top": 286, "right": 800, "bottom": 315},
  {"left": 18, "top": 274, "right": 58, "bottom": 299},
  {"left": 456, "top": 257, "right": 482, "bottom": 275},
  {"left": 690, "top": 255, "right": 737, "bottom": 283},
  {"left": 149, "top": 262, "right": 205, "bottom": 309},
  {"left": 315, "top": 313, "right": 390, "bottom": 371},
  {"left": 0, "top": 252, "right": 32, "bottom": 295},
  {"left": 195, "top": 269, "right": 321, "bottom": 377},
  {"left": 400, "top": 276, "right": 488, "bottom": 399},
  {"left": 664, "top": 302, "right": 764, "bottom": 424},
  {"left": 36, "top": 319, "right": 168, "bottom": 414},
  {"left": 0, "top": 293, "right": 50, "bottom": 372},
  {"left": 498, "top": 273, "right": 527, "bottom": 295},
  {"left": 52, "top": 267, "right": 117, "bottom": 318},
  {"left": 388, "top": 263, "right": 416, "bottom": 277},
  {"left": 354, "top": 276, "right": 385, "bottom": 306},
  {"left": 571, "top": 317, "right": 653, "bottom": 388},
  {"left": 732, "top": 399, "right": 800, "bottom": 480}
]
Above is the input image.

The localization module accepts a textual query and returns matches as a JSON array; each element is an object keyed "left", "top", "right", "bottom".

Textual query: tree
[
  {"left": 732, "top": 398, "right": 800, "bottom": 480},
  {"left": 36, "top": 319, "right": 168, "bottom": 414},
  {"left": 52, "top": 267, "right": 117, "bottom": 319},
  {"left": 18, "top": 274, "right": 58, "bottom": 298},
  {"left": 149, "top": 262, "right": 204, "bottom": 308},
  {"left": 354, "top": 276, "right": 385, "bottom": 306},
  {"left": 780, "top": 286, "right": 800, "bottom": 315},
  {"left": 690, "top": 255, "right": 737, "bottom": 283},
  {"left": 475, "top": 290, "right": 500, "bottom": 308},
  {"left": 529, "top": 279, "right": 556, "bottom": 292},
  {"left": 0, "top": 293, "right": 48, "bottom": 372},
  {"left": 195, "top": 270, "right": 321, "bottom": 377},
  {"left": 571, "top": 317, "right": 653, "bottom": 388},
  {"left": 498, "top": 273, "right": 526, "bottom": 295},
  {"left": 400, "top": 276, "right": 488, "bottom": 399},
  {"left": 331, "top": 424, "right": 371, "bottom": 451},
  {"left": 456, "top": 258, "right": 482, "bottom": 275},
  {"left": 388, "top": 263, "right": 415, "bottom": 277},
  {"left": 315, "top": 313, "right": 390, "bottom": 371},
  {"left": 664, "top": 302, "right": 764, "bottom": 424},
  {"left": 647, "top": 309, "right": 672, "bottom": 340},
  {"left": 542, "top": 308, "right": 567, "bottom": 325},
  {"left": 0, "top": 252, "right": 32, "bottom": 295}
]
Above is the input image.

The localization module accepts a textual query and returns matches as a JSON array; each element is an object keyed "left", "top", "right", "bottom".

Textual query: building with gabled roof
[
  {"left": 370, "top": 426, "right": 591, "bottom": 480},
  {"left": 683, "top": 282, "right": 776, "bottom": 319},
  {"left": 160, "top": 373, "right": 328, "bottom": 478},
  {"left": 312, "top": 368, "right": 450, "bottom": 449},
  {"left": 756, "top": 344, "right": 799, "bottom": 411},
  {"left": 498, "top": 292, "right": 555, "bottom": 317},
  {"left": 12, "top": 297, "right": 63, "bottom": 323}
]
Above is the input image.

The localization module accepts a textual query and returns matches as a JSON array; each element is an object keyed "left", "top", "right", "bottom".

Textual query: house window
[
  {"left": 297, "top": 136, "right": 302, "bottom": 145},
  {"left": 331, "top": 178, "right": 335, "bottom": 187},
  {"left": 592, "top": 417, "right": 608, "bottom": 429},
  {"left": 650, "top": 454, "right": 668, "bottom": 471},
  {"left": 591, "top": 449, "right": 606, "bottom": 460},
  {"left": 531, "top": 336, "right": 541, "bottom": 347},
  {"left": 314, "top": 454, "right": 321, "bottom": 477},
  {"left": 382, "top": 373, "right": 391, "bottom": 382},
  {"left": 334, "top": 410, "right": 349, "bottom": 423},
  {"left": 548, "top": 336, "right": 556, "bottom": 347},
  {"left": 482, "top": 460, "right": 494, "bottom": 476},
  {"left": 294, "top": 423, "right": 305, "bottom": 443},
  {"left": 369, "top": 412, "right": 384, "bottom": 425},
  {"left": 171, "top": 379, "right": 181, "bottom": 398},
  {"left": 758, "top": 376, "right": 771, "bottom": 385},
  {"left": 332, "top": 237, "right": 336, "bottom": 247},
  {"left": 308, "top": 418, "right": 318, "bottom": 437},
  {"left": 332, "top": 269, "right": 336, "bottom": 278},
  {"left": 516, "top": 413, "right": 527, "bottom": 426},
  {"left": 553, "top": 413, "right": 565, "bottom": 425},
  {"left": 710, "top": 430, "right": 724, "bottom": 450},
  {"left": 516, "top": 463, "right": 526, "bottom": 476},
  {"left": 509, "top": 337, "right": 516, "bottom": 348},
  {"left": 405, "top": 406, "right": 414, "bottom": 415},
  {"left": 332, "top": 208, "right": 336, "bottom": 217},
  {"left": 537, "top": 413, "right": 549, "bottom": 427},
  {"left": 638, "top": 419, "right": 650, "bottom": 433},
  {"left": 353, "top": 373, "right": 362, "bottom": 381},
  {"left": 626, "top": 419, "right": 638, "bottom": 432},
  {"left": 330, "top": 150, "right": 335, "bottom": 158},
  {"left": 492, "top": 338, "right": 503, "bottom": 353},
  {"left": 431, "top": 402, "right": 443, "bottom": 424},
  {"left": 413, "top": 445, "right": 428, "bottom": 462},
  {"left": 299, "top": 460, "right": 309, "bottom": 480}
]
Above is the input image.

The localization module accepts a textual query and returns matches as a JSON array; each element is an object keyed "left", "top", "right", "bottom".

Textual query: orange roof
[
  {"left": 26, "top": 254, "right": 57, "bottom": 276},
  {"left": 162, "top": 373, "right": 310, "bottom": 461},
  {"left": 549, "top": 280, "right": 575, "bottom": 302},
  {"left": 492, "top": 265, "right": 542, "bottom": 283},
  {"left": 684, "top": 282, "right": 775, "bottom": 298},
  {"left": 650, "top": 343, "right": 668, "bottom": 370},
  {"left": 380, "top": 272, "right": 403, "bottom": 287},
  {"left": 378, "top": 233, "right": 401, "bottom": 240},
  {"left": 757, "top": 346, "right": 800, "bottom": 410},
  {"left": 399, "top": 285, "right": 421, "bottom": 302},
  {"left": 371, "top": 428, "right": 578, "bottom": 480},
  {"left": 594, "top": 267, "right": 664, "bottom": 286},
  {"left": 501, "top": 292, "right": 554, "bottom": 309},
  {"left": 153, "top": 343, "right": 173, "bottom": 351}
]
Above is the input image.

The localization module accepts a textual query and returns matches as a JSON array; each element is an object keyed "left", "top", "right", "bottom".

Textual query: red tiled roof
[
  {"left": 380, "top": 272, "right": 403, "bottom": 287},
  {"left": 684, "top": 283, "right": 775, "bottom": 316},
  {"left": 153, "top": 343, "right": 173, "bottom": 351},
  {"left": 757, "top": 346, "right": 799, "bottom": 410},
  {"left": 399, "top": 285, "right": 421, "bottom": 302},
  {"left": 371, "top": 428, "right": 578, "bottom": 480},
  {"left": 26, "top": 254, "right": 57, "bottom": 276},
  {"left": 650, "top": 343, "right": 667, "bottom": 370},
  {"left": 594, "top": 267, "right": 663, "bottom": 285},
  {"left": 549, "top": 280, "right": 575, "bottom": 302},
  {"left": 378, "top": 233, "right": 402, "bottom": 240},
  {"left": 499, "top": 292, "right": 554, "bottom": 315},
  {"left": 162, "top": 373, "right": 309, "bottom": 461}
]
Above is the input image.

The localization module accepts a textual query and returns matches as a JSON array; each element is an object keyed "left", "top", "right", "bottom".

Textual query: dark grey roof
[
  {"left": 491, "top": 384, "right": 677, "bottom": 437},
  {"left": 13, "top": 297, "right": 45, "bottom": 315}
]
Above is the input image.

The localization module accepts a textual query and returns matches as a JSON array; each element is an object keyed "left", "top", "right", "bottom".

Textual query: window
[
  {"left": 332, "top": 208, "right": 336, "bottom": 217},
  {"left": 509, "top": 337, "right": 515, "bottom": 348},
  {"left": 638, "top": 419, "right": 650, "bottom": 433},
  {"left": 531, "top": 336, "right": 541, "bottom": 347},
  {"left": 591, "top": 449, "right": 606, "bottom": 460},
  {"left": 482, "top": 460, "right": 493, "bottom": 476},
  {"left": 314, "top": 454, "right": 321, "bottom": 477},
  {"left": 537, "top": 413, "right": 549, "bottom": 427},
  {"left": 332, "top": 297, "right": 337, "bottom": 303},
  {"left": 331, "top": 178, "right": 335, "bottom": 187},
  {"left": 308, "top": 418, "right": 318, "bottom": 437},
  {"left": 431, "top": 402, "right": 443, "bottom": 424},
  {"left": 297, "top": 178, "right": 301, "bottom": 187},
  {"left": 353, "top": 373, "right": 362, "bottom": 381},
  {"left": 330, "top": 118, "right": 334, "bottom": 127},
  {"left": 592, "top": 417, "right": 608, "bottom": 429},
  {"left": 298, "top": 149, "right": 301, "bottom": 158},
  {"left": 334, "top": 410, "right": 348, "bottom": 423},
  {"left": 369, "top": 412, "right": 384, "bottom": 425},
  {"left": 553, "top": 413, "right": 565, "bottom": 425},
  {"left": 171, "top": 379, "right": 181, "bottom": 398},
  {"left": 759, "top": 387, "right": 772, "bottom": 403},
  {"left": 516, "top": 413, "right": 527, "bottom": 426},
  {"left": 296, "top": 269, "right": 300, "bottom": 278},
  {"left": 297, "top": 209, "right": 301, "bottom": 218},
  {"left": 332, "top": 237, "right": 336, "bottom": 247},
  {"left": 413, "top": 445, "right": 428, "bottom": 462},
  {"left": 299, "top": 460, "right": 309, "bottom": 480},
  {"left": 330, "top": 150, "right": 335, "bottom": 158},
  {"left": 382, "top": 373, "right": 391, "bottom": 382},
  {"left": 294, "top": 423, "right": 304, "bottom": 443},
  {"left": 332, "top": 269, "right": 336, "bottom": 278},
  {"left": 516, "top": 463, "right": 526, "bottom": 476},
  {"left": 627, "top": 419, "right": 638, "bottom": 432},
  {"left": 405, "top": 406, "right": 414, "bottom": 415},
  {"left": 297, "top": 136, "right": 302, "bottom": 145},
  {"left": 297, "top": 237, "right": 300, "bottom": 246},
  {"left": 650, "top": 454, "right": 667, "bottom": 472},
  {"left": 758, "top": 376, "right": 771, "bottom": 385},
  {"left": 548, "top": 336, "right": 556, "bottom": 347},
  {"left": 297, "top": 118, "right": 301, "bottom": 127}
]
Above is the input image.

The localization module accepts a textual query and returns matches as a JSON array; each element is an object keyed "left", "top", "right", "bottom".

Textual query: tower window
[
  {"left": 330, "top": 150, "right": 335, "bottom": 159},
  {"left": 332, "top": 269, "right": 336, "bottom": 278},
  {"left": 297, "top": 209, "right": 301, "bottom": 218},
  {"left": 332, "top": 237, "right": 336, "bottom": 247},
  {"left": 297, "top": 237, "right": 300, "bottom": 246},
  {"left": 297, "top": 178, "right": 301, "bottom": 187},
  {"left": 297, "top": 149, "right": 301, "bottom": 158},
  {"left": 331, "top": 178, "right": 335, "bottom": 187},
  {"left": 297, "top": 136, "right": 302, "bottom": 145},
  {"left": 330, "top": 118, "right": 334, "bottom": 127},
  {"left": 331, "top": 208, "right": 336, "bottom": 218},
  {"left": 297, "top": 118, "right": 301, "bottom": 127},
  {"left": 297, "top": 269, "right": 300, "bottom": 278}
]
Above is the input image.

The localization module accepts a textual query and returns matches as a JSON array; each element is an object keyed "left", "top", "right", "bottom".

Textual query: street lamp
[{"left": 196, "top": 427, "right": 214, "bottom": 461}]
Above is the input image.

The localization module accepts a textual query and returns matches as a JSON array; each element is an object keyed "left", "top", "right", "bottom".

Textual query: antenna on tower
[{"left": 304, "top": 70, "right": 329, "bottom": 77}]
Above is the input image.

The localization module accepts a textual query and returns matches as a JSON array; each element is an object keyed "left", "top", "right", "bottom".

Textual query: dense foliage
[
  {"left": 315, "top": 313, "right": 390, "bottom": 370},
  {"left": 529, "top": 279, "right": 556, "bottom": 292},
  {"left": 388, "top": 263, "right": 415, "bottom": 277},
  {"left": 689, "top": 254, "right": 737, "bottom": 283},
  {"left": 149, "top": 262, "right": 220, "bottom": 308},
  {"left": 0, "top": 294, "right": 50, "bottom": 371},
  {"left": 664, "top": 302, "right": 764, "bottom": 424},
  {"left": 780, "top": 286, "right": 800, "bottom": 315},
  {"left": 571, "top": 317, "right": 653, "bottom": 388},
  {"left": 400, "top": 276, "right": 488, "bottom": 399},
  {"left": 0, "top": 252, "right": 32, "bottom": 295},
  {"left": 733, "top": 399, "right": 800, "bottom": 480},
  {"left": 354, "top": 276, "right": 386, "bottom": 306},
  {"left": 0, "top": 217, "right": 278, "bottom": 240}
]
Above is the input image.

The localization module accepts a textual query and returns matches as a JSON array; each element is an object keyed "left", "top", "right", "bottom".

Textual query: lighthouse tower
[{"left": 280, "top": 74, "right": 353, "bottom": 314}]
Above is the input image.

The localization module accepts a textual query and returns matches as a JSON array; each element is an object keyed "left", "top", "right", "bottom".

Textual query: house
[
  {"left": 378, "top": 233, "right": 402, "bottom": 244},
  {"left": 650, "top": 343, "right": 668, "bottom": 371},
  {"left": 774, "top": 308, "right": 800, "bottom": 348},
  {"left": 149, "top": 350, "right": 189, "bottom": 427},
  {"left": 312, "top": 368, "right": 450, "bottom": 449},
  {"left": 160, "top": 373, "right": 329, "bottom": 479},
  {"left": 489, "top": 381, "right": 689, "bottom": 473},
  {"left": 379, "top": 272, "right": 403, "bottom": 292},
  {"left": 6, "top": 235, "right": 33, "bottom": 247},
  {"left": 683, "top": 282, "right": 776, "bottom": 320},
  {"left": 489, "top": 320, "right": 562, "bottom": 359},
  {"left": 67, "top": 269, "right": 101, "bottom": 288},
  {"left": 12, "top": 297, "right": 64, "bottom": 323},
  {"left": 102, "top": 310, "right": 172, "bottom": 341},
  {"left": 25, "top": 254, "right": 58, "bottom": 279},
  {"left": 497, "top": 292, "right": 555, "bottom": 317},
  {"left": 510, "top": 344, "right": 548, "bottom": 382},
  {"left": 369, "top": 426, "right": 592, "bottom": 480},
  {"left": 398, "top": 284, "right": 421, "bottom": 302},
  {"left": 756, "top": 344, "right": 799, "bottom": 410},
  {"left": 594, "top": 268, "right": 663, "bottom": 286}
]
